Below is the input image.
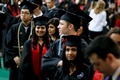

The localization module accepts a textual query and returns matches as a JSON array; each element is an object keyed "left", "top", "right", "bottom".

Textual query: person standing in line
[
  {"left": 18, "top": 16, "right": 50, "bottom": 80},
  {"left": 85, "top": 35, "right": 120, "bottom": 80},
  {"left": 4, "top": 1, "right": 38, "bottom": 80}
]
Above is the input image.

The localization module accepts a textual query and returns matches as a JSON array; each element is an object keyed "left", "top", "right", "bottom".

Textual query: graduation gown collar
[{"left": 112, "top": 67, "right": 120, "bottom": 80}]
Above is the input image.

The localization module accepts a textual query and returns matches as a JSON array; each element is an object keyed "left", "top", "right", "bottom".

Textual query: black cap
[
  {"left": 58, "top": 9, "right": 84, "bottom": 29},
  {"left": 29, "top": 0, "right": 42, "bottom": 6},
  {"left": 33, "top": 16, "right": 50, "bottom": 26},
  {"left": 20, "top": 0, "right": 38, "bottom": 14},
  {"left": 63, "top": 35, "right": 81, "bottom": 46},
  {"left": 68, "top": 4, "right": 92, "bottom": 23}
]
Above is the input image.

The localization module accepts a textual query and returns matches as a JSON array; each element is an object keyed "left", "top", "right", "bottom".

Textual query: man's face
[
  {"left": 57, "top": 20, "right": 69, "bottom": 35},
  {"left": 45, "top": 0, "right": 54, "bottom": 9},
  {"left": 110, "top": 33, "right": 120, "bottom": 49},
  {"left": 20, "top": 9, "right": 32, "bottom": 22},
  {"left": 90, "top": 53, "right": 112, "bottom": 76}
]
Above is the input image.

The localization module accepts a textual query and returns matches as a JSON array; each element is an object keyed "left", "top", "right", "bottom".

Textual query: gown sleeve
[
  {"left": 19, "top": 39, "right": 36, "bottom": 80},
  {"left": 42, "top": 40, "right": 61, "bottom": 71},
  {"left": 4, "top": 24, "right": 18, "bottom": 67}
]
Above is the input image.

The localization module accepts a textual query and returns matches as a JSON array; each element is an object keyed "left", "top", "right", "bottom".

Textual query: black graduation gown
[
  {"left": 41, "top": 5, "right": 48, "bottom": 14},
  {"left": 43, "top": 7, "right": 58, "bottom": 19},
  {"left": 18, "top": 39, "right": 36, "bottom": 80},
  {"left": 18, "top": 39, "right": 48, "bottom": 80},
  {"left": 53, "top": 64, "right": 94, "bottom": 80},
  {"left": 4, "top": 22, "right": 32, "bottom": 80},
  {"left": 42, "top": 38, "right": 88, "bottom": 72}
]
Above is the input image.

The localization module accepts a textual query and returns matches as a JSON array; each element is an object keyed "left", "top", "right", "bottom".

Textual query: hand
[
  {"left": 56, "top": 60, "right": 63, "bottom": 68},
  {"left": 13, "top": 56, "right": 20, "bottom": 67}
]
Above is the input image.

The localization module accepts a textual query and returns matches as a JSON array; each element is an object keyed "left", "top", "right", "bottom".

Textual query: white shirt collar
[
  {"left": 112, "top": 67, "right": 120, "bottom": 80},
  {"left": 33, "top": 12, "right": 43, "bottom": 18}
]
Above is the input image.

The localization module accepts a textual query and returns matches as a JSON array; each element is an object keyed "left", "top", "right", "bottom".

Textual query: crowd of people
[{"left": 0, "top": 0, "right": 120, "bottom": 80}]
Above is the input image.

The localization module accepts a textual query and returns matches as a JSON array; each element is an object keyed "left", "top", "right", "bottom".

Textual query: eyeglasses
[{"left": 21, "top": 12, "right": 30, "bottom": 15}]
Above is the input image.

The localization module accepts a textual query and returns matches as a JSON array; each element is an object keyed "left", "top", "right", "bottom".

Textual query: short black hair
[{"left": 85, "top": 35, "right": 120, "bottom": 60}]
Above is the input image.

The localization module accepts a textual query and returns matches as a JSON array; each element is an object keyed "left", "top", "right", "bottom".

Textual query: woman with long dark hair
[
  {"left": 46, "top": 17, "right": 59, "bottom": 44},
  {"left": 53, "top": 35, "right": 94, "bottom": 80},
  {"left": 18, "top": 16, "right": 50, "bottom": 80}
]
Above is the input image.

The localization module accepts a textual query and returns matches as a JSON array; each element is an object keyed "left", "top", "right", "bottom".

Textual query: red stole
[
  {"left": 31, "top": 43, "right": 48, "bottom": 76},
  {"left": 7, "top": 4, "right": 20, "bottom": 17},
  {"left": 93, "top": 70, "right": 104, "bottom": 80}
]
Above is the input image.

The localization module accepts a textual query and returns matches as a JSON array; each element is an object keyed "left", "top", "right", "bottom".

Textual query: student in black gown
[
  {"left": 4, "top": 1, "right": 38, "bottom": 80},
  {"left": 53, "top": 35, "right": 93, "bottom": 80},
  {"left": 42, "top": 9, "right": 94, "bottom": 80},
  {"left": 18, "top": 16, "right": 50, "bottom": 80},
  {"left": 43, "top": 0, "right": 58, "bottom": 18}
]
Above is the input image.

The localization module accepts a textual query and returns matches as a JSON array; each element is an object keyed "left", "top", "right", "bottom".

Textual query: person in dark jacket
[
  {"left": 18, "top": 16, "right": 50, "bottom": 80},
  {"left": 4, "top": 1, "right": 37, "bottom": 80},
  {"left": 53, "top": 35, "right": 94, "bottom": 80}
]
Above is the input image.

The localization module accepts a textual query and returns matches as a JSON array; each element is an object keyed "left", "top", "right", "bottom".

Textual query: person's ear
[
  {"left": 69, "top": 24, "right": 74, "bottom": 30},
  {"left": 106, "top": 53, "right": 114, "bottom": 63},
  {"left": 77, "top": 26, "right": 83, "bottom": 35}
]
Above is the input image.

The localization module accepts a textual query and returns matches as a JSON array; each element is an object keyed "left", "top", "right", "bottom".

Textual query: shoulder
[
  {"left": 11, "top": 22, "right": 21, "bottom": 29},
  {"left": 50, "top": 39, "right": 60, "bottom": 47},
  {"left": 80, "top": 38, "right": 88, "bottom": 50},
  {"left": 102, "top": 11, "right": 106, "bottom": 14},
  {"left": 24, "top": 39, "right": 32, "bottom": 45}
]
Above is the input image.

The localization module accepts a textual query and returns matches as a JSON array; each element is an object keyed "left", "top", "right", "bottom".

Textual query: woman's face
[
  {"left": 65, "top": 46, "right": 77, "bottom": 61},
  {"left": 48, "top": 24, "right": 56, "bottom": 35},
  {"left": 35, "top": 25, "right": 46, "bottom": 37}
]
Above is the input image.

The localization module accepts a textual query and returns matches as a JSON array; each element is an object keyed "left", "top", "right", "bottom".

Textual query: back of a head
[
  {"left": 85, "top": 35, "right": 120, "bottom": 60},
  {"left": 94, "top": 0, "right": 106, "bottom": 14}
]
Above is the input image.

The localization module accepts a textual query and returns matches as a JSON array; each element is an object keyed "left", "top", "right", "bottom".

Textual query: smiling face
[
  {"left": 35, "top": 25, "right": 46, "bottom": 37},
  {"left": 65, "top": 46, "right": 77, "bottom": 61}
]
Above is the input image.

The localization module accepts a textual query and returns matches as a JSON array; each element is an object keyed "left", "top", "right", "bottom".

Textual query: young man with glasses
[{"left": 4, "top": 1, "right": 37, "bottom": 80}]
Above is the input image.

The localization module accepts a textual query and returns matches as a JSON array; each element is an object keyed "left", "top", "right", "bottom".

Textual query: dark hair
[
  {"left": 85, "top": 35, "right": 120, "bottom": 60},
  {"left": 32, "top": 25, "right": 50, "bottom": 49},
  {"left": 62, "top": 45, "right": 84, "bottom": 75},
  {"left": 66, "top": 21, "right": 79, "bottom": 32},
  {"left": 106, "top": 27, "right": 120, "bottom": 37},
  {"left": 46, "top": 18, "right": 59, "bottom": 37}
]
